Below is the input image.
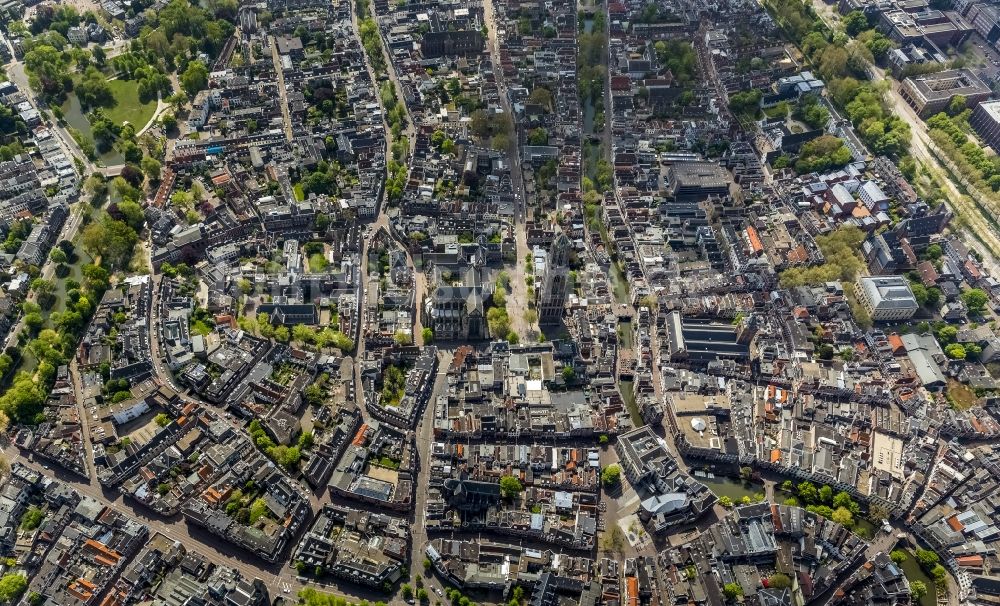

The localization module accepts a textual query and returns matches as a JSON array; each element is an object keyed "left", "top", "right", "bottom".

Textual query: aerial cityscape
[{"left": 3, "top": 0, "right": 1000, "bottom": 603}]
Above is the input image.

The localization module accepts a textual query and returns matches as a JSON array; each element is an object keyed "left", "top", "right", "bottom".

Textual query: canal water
[
  {"left": 695, "top": 472, "right": 765, "bottom": 501},
  {"left": 898, "top": 551, "right": 937, "bottom": 606},
  {"left": 619, "top": 378, "right": 642, "bottom": 426},
  {"left": 609, "top": 261, "right": 629, "bottom": 304},
  {"left": 61, "top": 93, "right": 124, "bottom": 165}
]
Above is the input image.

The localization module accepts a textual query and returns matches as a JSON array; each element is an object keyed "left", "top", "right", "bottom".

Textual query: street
[{"left": 483, "top": 0, "right": 533, "bottom": 340}]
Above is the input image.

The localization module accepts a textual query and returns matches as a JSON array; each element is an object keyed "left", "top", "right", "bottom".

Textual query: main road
[
  {"left": 404, "top": 349, "right": 452, "bottom": 596},
  {"left": 801, "top": 0, "right": 1000, "bottom": 275},
  {"left": 269, "top": 36, "right": 295, "bottom": 143}
]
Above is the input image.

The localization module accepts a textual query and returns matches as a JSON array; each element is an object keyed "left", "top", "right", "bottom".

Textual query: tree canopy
[
  {"left": 499, "top": 475, "right": 523, "bottom": 498},
  {"left": 601, "top": 464, "right": 621, "bottom": 486},
  {"left": 82, "top": 215, "right": 138, "bottom": 269}
]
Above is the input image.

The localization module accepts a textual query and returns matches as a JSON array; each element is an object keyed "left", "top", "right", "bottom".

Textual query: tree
[
  {"left": 298, "top": 432, "right": 314, "bottom": 449},
  {"left": 141, "top": 156, "right": 162, "bottom": 181},
  {"left": 797, "top": 481, "right": 818, "bottom": 504},
  {"left": 524, "top": 309, "right": 538, "bottom": 325},
  {"left": 719, "top": 495, "right": 733, "bottom": 508},
  {"left": 819, "top": 484, "right": 833, "bottom": 504},
  {"left": 831, "top": 506, "right": 854, "bottom": 527},
  {"left": 832, "top": 491, "right": 855, "bottom": 511},
  {"left": 925, "top": 287, "right": 942, "bottom": 309},
  {"left": 961, "top": 288, "right": 989, "bottom": 314},
  {"left": 77, "top": 66, "right": 115, "bottom": 107},
  {"left": 303, "top": 383, "right": 324, "bottom": 407},
  {"left": 154, "top": 413, "right": 171, "bottom": 427},
  {"left": 728, "top": 89, "right": 762, "bottom": 116},
  {"left": 781, "top": 480, "right": 794, "bottom": 493},
  {"left": 931, "top": 564, "right": 947, "bottom": 585},
  {"left": 401, "top": 584, "right": 413, "bottom": 600},
  {"left": 722, "top": 583, "right": 743, "bottom": 601},
  {"left": 910, "top": 580, "right": 927, "bottom": 600},
  {"left": 24, "top": 313, "right": 43, "bottom": 332},
  {"left": 249, "top": 498, "right": 270, "bottom": 523},
  {"left": 936, "top": 324, "right": 959, "bottom": 344},
  {"left": 421, "top": 327, "right": 434, "bottom": 344},
  {"left": 82, "top": 216, "right": 138, "bottom": 269},
  {"left": 24, "top": 44, "right": 73, "bottom": 98},
  {"left": 527, "top": 127, "right": 548, "bottom": 145},
  {"left": 795, "top": 135, "right": 852, "bottom": 173},
  {"left": 947, "top": 95, "right": 967, "bottom": 116},
  {"left": 499, "top": 475, "right": 523, "bottom": 498},
  {"left": 49, "top": 248, "right": 67, "bottom": 264},
  {"left": 19, "top": 506, "right": 44, "bottom": 530},
  {"left": 0, "top": 574, "right": 27, "bottom": 604},
  {"left": 601, "top": 464, "right": 621, "bottom": 487},
  {"left": 181, "top": 60, "right": 209, "bottom": 95},
  {"left": 768, "top": 573, "right": 792, "bottom": 589},
  {"left": 117, "top": 200, "right": 145, "bottom": 232},
  {"left": 944, "top": 343, "right": 967, "bottom": 360},
  {"left": 161, "top": 112, "right": 178, "bottom": 132},
  {"left": 487, "top": 307, "right": 511, "bottom": 337},
  {"left": 31, "top": 278, "right": 55, "bottom": 298},
  {"left": 915, "top": 549, "right": 940, "bottom": 570},
  {"left": 292, "top": 324, "right": 314, "bottom": 345},
  {"left": 890, "top": 550, "right": 908, "bottom": 564},
  {"left": 528, "top": 86, "right": 553, "bottom": 110},
  {"left": 843, "top": 10, "right": 869, "bottom": 36}
]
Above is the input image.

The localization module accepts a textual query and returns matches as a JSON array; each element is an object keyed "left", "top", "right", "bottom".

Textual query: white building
[{"left": 855, "top": 276, "right": 919, "bottom": 321}]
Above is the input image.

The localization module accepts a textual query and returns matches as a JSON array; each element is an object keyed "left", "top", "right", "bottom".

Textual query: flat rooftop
[{"left": 906, "top": 68, "right": 990, "bottom": 101}]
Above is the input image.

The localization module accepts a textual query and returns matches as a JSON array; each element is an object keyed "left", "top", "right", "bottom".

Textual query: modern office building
[
  {"left": 972, "top": 100, "right": 1000, "bottom": 151},
  {"left": 899, "top": 69, "right": 991, "bottom": 117}
]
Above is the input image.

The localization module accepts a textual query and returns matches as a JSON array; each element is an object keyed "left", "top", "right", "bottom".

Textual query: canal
[
  {"left": 619, "top": 379, "right": 642, "bottom": 426},
  {"left": 695, "top": 472, "right": 765, "bottom": 501},
  {"left": 618, "top": 319, "right": 633, "bottom": 351},
  {"left": 898, "top": 551, "right": 937, "bottom": 606},
  {"left": 609, "top": 261, "right": 629, "bottom": 304},
  {"left": 61, "top": 93, "right": 124, "bottom": 166}
]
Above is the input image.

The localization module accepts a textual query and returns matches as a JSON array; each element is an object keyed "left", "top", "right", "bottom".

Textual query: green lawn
[
  {"left": 308, "top": 253, "right": 328, "bottom": 273},
  {"left": 63, "top": 78, "right": 157, "bottom": 130},
  {"left": 764, "top": 102, "right": 790, "bottom": 118},
  {"left": 293, "top": 183, "right": 305, "bottom": 201},
  {"left": 103, "top": 80, "right": 157, "bottom": 128},
  {"left": 60, "top": 77, "right": 158, "bottom": 165}
]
